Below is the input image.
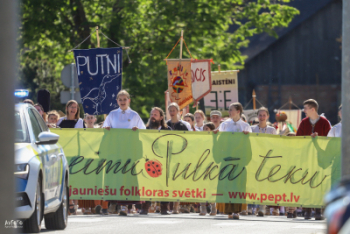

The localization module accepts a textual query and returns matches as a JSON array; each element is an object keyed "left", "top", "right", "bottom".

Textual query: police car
[{"left": 15, "top": 103, "right": 69, "bottom": 233}]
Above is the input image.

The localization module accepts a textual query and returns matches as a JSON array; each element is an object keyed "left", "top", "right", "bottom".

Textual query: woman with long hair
[
  {"left": 194, "top": 110, "right": 206, "bottom": 131},
  {"left": 57, "top": 100, "right": 85, "bottom": 215},
  {"left": 56, "top": 100, "right": 85, "bottom": 128}
]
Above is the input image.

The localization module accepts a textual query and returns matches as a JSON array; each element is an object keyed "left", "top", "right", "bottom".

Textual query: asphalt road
[{"left": 36, "top": 212, "right": 327, "bottom": 234}]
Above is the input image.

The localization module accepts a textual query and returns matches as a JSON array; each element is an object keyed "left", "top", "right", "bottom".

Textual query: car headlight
[{"left": 14, "top": 164, "right": 29, "bottom": 179}]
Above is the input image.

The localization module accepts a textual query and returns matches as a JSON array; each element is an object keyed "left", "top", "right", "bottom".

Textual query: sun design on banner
[{"left": 168, "top": 63, "right": 189, "bottom": 100}]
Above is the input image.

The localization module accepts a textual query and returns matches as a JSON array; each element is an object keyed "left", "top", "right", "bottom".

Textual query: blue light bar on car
[{"left": 14, "top": 89, "right": 29, "bottom": 98}]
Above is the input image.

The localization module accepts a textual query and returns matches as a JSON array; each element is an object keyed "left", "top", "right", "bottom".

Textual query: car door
[
  {"left": 32, "top": 109, "right": 63, "bottom": 202},
  {"left": 27, "top": 108, "right": 52, "bottom": 203},
  {"left": 27, "top": 108, "right": 59, "bottom": 203}
]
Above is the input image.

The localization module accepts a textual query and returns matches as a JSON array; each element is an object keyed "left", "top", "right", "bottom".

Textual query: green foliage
[{"left": 19, "top": 0, "right": 299, "bottom": 119}]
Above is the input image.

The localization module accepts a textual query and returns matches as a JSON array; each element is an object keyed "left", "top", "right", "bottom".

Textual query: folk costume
[
  {"left": 219, "top": 118, "right": 252, "bottom": 218},
  {"left": 296, "top": 116, "right": 331, "bottom": 137},
  {"left": 251, "top": 125, "right": 277, "bottom": 135},
  {"left": 252, "top": 125, "right": 278, "bottom": 216},
  {"left": 296, "top": 115, "right": 331, "bottom": 220},
  {"left": 219, "top": 118, "right": 252, "bottom": 133}
]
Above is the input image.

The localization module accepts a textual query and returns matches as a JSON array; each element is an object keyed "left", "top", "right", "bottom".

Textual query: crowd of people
[{"left": 22, "top": 90, "right": 342, "bottom": 220}]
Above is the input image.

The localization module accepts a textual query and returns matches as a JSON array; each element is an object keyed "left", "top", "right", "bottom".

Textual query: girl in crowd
[
  {"left": 194, "top": 110, "right": 206, "bottom": 131},
  {"left": 251, "top": 107, "right": 277, "bottom": 217},
  {"left": 34, "top": 103, "right": 47, "bottom": 122},
  {"left": 166, "top": 103, "right": 188, "bottom": 214},
  {"left": 166, "top": 103, "right": 189, "bottom": 131},
  {"left": 47, "top": 111, "right": 59, "bottom": 125},
  {"left": 184, "top": 113, "right": 196, "bottom": 131},
  {"left": 77, "top": 114, "right": 108, "bottom": 215},
  {"left": 203, "top": 122, "right": 215, "bottom": 131},
  {"left": 56, "top": 100, "right": 85, "bottom": 128},
  {"left": 57, "top": 100, "right": 85, "bottom": 215},
  {"left": 199, "top": 122, "right": 217, "bottom": 216},
  {"left": 219, "top": 102, "right": 252, "bottom": 220},
  {"left": 47, "top": 110, "right": 60, "bottom": 128},
  {"left": 103, "top": 90, "right": 146, "bottom": 216},
  {"left": 251, "top": 107, "right": 277, "bottom": 135}
]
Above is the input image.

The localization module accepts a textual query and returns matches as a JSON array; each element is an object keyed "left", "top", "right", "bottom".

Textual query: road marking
[{"left": 293, "top": 224, "right": 326, "bottom": 229}]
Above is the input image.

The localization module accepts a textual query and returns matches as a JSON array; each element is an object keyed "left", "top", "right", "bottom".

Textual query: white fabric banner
[
  {"left": 243, "top": 109, "right": 258, "bottom": 123},
  {"left": 277, "top": 109, "right": 302, "bottom": 129},
  {"left": 191, "top": 60, "right": 212, "bottom": 103},
  {"left": 204, "top": 70, "right": 239, "bottom": 116}
]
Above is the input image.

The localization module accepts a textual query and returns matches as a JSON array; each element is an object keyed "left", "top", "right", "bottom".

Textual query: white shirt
[
  {"left": 219, "top": 119, "right": 252, "bottom": 132},
  {"left": 327, "top": 122, "right": 342, "bottom": 137},
  {"left": 180, "top": 120, "right": 193, "bottom": 131},
  {"left": 103, "top": 107, "right": 146, "bottom": 129},
  {"left": 195, "top": 125, "right": 204, "bottom": 131},
  {"left": 57, "top": 117, "right": 85, "bottom": 128},
  {"left": 251, "top": 125, "right": 277, "bottom": 135}
]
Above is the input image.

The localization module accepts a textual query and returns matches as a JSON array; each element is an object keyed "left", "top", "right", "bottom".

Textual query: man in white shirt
[{"left": 328, "top": 104, "right": 342, "bottom": 137}]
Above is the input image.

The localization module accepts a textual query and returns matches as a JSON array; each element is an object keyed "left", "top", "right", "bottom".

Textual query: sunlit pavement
[{"left": 38, "top": 212, "right": 327, "bottom": 234}]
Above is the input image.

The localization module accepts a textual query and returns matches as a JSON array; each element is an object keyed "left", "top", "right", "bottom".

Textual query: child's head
[
  {"left": 203, "top": 122, "right": 215, "bottom": 131},
  {"left": 84, "top": 114, "right": 97, "bottom": 126},
  {"left": 47, "top": 111, "right": 59, "bottom": 124}
]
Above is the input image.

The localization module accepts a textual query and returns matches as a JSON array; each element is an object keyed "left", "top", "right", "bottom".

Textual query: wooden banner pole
[
  {"left": 96, "top": 26, "right": 100, "bottom": 48},
  {"left": 179, "top": 30, "right": 184, "bottom": 60},
  {"left": 252, "top": 89, "right": 256, "bottom": 110}
]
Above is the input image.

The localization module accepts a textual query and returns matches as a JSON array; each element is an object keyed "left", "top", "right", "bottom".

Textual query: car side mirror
[{"left": 36, "top": 132, "right": 59, "bottom": 145}]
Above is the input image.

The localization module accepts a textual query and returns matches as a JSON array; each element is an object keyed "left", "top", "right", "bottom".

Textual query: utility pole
[
  {"left": 0, "top": 0, "right": 16, "bottom": 233},
  {"left": 342, "top": 0, "right": 350, "bottom": 178}
]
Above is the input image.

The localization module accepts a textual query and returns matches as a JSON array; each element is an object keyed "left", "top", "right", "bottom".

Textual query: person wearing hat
[
  {"left": 210, "top": 110, "right": 222, "bottom": 130},
  {"left": 328, "top": 104, "right": 342, "bottom": 137}
]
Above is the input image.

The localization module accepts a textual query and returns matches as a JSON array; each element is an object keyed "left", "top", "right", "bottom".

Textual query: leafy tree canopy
[{"left": 19, "top": 0, "right": 299, "bottom": 118}]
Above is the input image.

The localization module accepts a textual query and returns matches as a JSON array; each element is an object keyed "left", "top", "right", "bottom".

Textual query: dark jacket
[{"left": 166, "top": 120, "right": 188, "bottom": 131}]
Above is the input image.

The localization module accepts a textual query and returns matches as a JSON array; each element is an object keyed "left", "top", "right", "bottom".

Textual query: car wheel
[
  {"left": 23, "top": 176, "right": 42, "bottom": 233},
  {"left": 44, "top": 178, "right": 68, "bottom": 230}
]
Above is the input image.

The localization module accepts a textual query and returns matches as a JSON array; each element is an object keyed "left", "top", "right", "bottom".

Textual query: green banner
[{"left": 52, "top": 128, "right": 341, "bottom": 207}]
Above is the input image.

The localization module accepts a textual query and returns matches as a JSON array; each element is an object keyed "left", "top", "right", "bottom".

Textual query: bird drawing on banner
[{"left": 81, "top": 74, "right": 121, "bottom": 115}]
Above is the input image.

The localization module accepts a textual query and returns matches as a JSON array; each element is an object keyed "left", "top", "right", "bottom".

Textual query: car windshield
[{"left": 15, "top": 111, "right": 28, "bottom": 143}]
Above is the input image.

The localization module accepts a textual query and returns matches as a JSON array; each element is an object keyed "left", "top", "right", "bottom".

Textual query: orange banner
[{"left": 167, "top": 60, "right": 193, "bottom": 109}]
